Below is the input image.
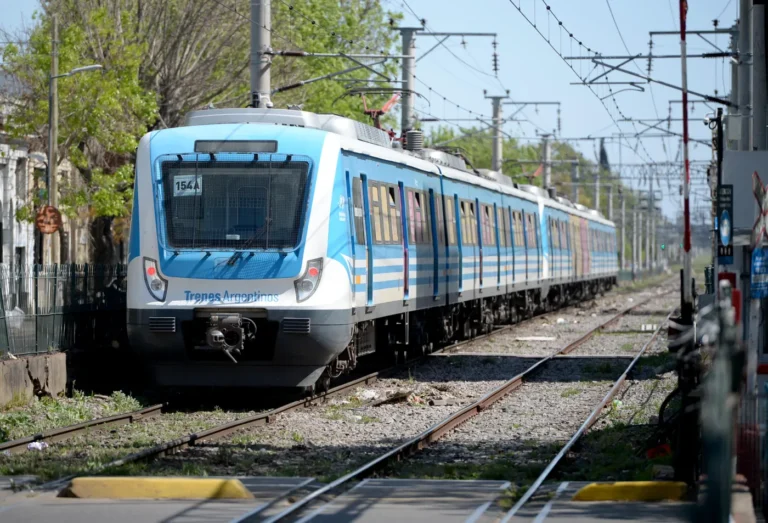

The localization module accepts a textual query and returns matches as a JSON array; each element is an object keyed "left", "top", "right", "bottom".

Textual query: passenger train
[{"left": 127, "top": 108, "right": 618, "bottom": 391}]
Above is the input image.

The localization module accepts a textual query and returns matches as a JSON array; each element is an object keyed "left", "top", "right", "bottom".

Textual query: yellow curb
[
  {"left": 62, "top": 477, "right": 255, "bottom": 500},
  {"left": 572, "top": 481, "right": 687, "bottom": 502}
]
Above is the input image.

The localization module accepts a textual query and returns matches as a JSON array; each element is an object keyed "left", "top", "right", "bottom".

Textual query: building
[{"left": 0, "top": 71, "right": 89, "bottom": 266}]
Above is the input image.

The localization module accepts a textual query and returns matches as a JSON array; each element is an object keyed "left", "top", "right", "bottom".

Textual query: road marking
[{"left": 532, "top": 482, "right": 569, "bottom": 523}]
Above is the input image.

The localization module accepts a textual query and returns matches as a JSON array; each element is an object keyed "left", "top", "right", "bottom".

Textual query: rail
[
  {"left": 255, "top": 290, "right": 674, "bottom": 522},
  {"left": 499, "top": 310, "right": 672, "bottom": 520},
  {"left": 0, "top": 404, "right": 163, "bottom": 454}
]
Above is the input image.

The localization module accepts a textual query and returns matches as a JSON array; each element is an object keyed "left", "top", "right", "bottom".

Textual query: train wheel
[{"left": 317, "top": 371, "right": 331, "bottom": 394}]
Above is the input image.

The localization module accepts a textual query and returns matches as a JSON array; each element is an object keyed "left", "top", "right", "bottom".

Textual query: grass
[
  {"left": 291, "top": 431, "right": 304, "bottom": 443},
  {"left": 560, "top": 387, "right": 581, "bottom": 398},
  {"left": 555, "top": 423, "right": 672, "bottom": 482},
  {"left": 621, "top": 342, "right": 635, "bottom": 352},
  {"left": 393, "top": 441, "right": 562, "bottom": 485},
  {"left": 0, "top": 390, "right": 143, "bottom": 443}
]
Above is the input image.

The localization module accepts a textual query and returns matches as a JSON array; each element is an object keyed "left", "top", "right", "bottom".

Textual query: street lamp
[
  {"left": 45, "top": 61, "right": 102, "bottom": 265},
  {"left": 47, "top": 63, "right": 103, "bottom": 205}
]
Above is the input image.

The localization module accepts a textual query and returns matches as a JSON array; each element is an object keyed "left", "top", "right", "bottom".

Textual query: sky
[{"left": 0, "top": 0, "right": 739, "bottom": 220}]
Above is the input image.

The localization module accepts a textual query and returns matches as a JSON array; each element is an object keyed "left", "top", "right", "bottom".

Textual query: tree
[{"left": 1, "top": 0, "right": 400, "bottom": 262}]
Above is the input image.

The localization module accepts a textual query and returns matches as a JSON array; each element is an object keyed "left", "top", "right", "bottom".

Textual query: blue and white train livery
[{"left": 127, "top": 108, "right": 618, "bottom": 390}]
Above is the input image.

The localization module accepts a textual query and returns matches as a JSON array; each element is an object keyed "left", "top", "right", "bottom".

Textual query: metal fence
[
  {"left": 737, "top": 391, "right": 766, "bottom": 518},
  {"left": 0, "top": 264, "right": 127, "bottom": 357}
]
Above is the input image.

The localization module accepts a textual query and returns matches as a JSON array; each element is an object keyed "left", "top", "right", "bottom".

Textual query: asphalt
[{"left": 0, "top": 476, "right": 735, "bottom": 523}]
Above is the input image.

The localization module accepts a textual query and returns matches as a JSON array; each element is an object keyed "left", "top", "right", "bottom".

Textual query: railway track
[
  {"left": 18, "top": 284, "right": 668, "bottom": 493},
  {"left": 0, "top": 404, "right": 164, "bottom": 455},
  {"left": 222, "top": 289, "right": 676, "bottom": 522}
]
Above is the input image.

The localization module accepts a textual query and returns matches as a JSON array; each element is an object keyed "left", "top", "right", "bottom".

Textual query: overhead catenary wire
[{"left": 505, "top": 0, "right": 658, "bottom": 167}]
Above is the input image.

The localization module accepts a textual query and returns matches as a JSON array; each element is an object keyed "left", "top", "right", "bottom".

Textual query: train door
[
  {"left": 475, "top": 198, "right": 483, "bottom": 291},
  {"left": 360, "top": 174, "right": 374, "bottom": 307},
  {"left": 345, "top": 172, "right": 357, "bottom": 305},
  {"left": 428, "top": 189, "right": 440, "bottom": 300},
  {"left": 493, "top": 203, "right": 507, "bottom": 290},
  {"left": 535, "top": 212, "right": 542, "bottom": 281},
  {"left": 442, "top": 191, "right": 459, "bottom": 302},
  {"left": 398, "top": 182, "right": 410, "bottom": 303},
  {"left": 518, "top": 210, "right": 528, "bottom": 282},
  {"left": 508, "top": 207, "right": 516, "bottom": 285}
]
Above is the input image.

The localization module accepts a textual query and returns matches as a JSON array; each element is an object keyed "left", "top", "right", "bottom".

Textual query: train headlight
[
  {"left": 143, "top": 257, "right": 168, "bottom": 302},
  {"left": 294, "top": 258, "right": 323, "bottom": 302}
]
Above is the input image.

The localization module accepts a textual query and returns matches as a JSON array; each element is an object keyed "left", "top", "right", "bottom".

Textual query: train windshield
[{"left": 160, "top": 157, "right": 310, "bottom": 251}]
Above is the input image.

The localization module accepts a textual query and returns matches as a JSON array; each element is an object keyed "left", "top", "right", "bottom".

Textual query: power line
[
  {"left": 603, "top": 0, "right": 670, "bottom": 163},
  {"left": 715, "top": 0, "right": 734, "bottom": 23},
  {"left": 401, "top": 0, "right": 498, "bottom": 79},
  {"left": 505, "top": 0, "right": 657, "bottom": 166}
]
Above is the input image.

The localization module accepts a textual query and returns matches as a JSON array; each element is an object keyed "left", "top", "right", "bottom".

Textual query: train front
[{"left": 126, "top": 116, "right": 353, "bottom": 390}]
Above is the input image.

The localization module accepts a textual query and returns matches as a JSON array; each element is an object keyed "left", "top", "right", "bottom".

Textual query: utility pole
[
  {"left": 646, "top": 195, "right": 652, "bottom": 271},
  {"left": 754, "top": 1, "right": 766, "bottom": 150},
  {"left": 633, "top": 207, "right": 639, "bottom": 277},
  {"left": 649, "top": 171, "right": 654, "bottom": 270},
  {"left": 680, "top": 0, "right": 693, "bottom": 319},
  {"left": 396, "top": 28, "right": 496, "bottom": 136},
  {"left": 542, "top": 134, "right": 552, "bottom": 189},
  {"left": 620, "top": 189, "right": 626, "bottom": 270},
  {"left": 486, "top": 93, "right": 509, "bottom": 172},
  {"left": 571, "top": 162, "right": 579, "bottom": 203},
  {"left": 250, "top": 0, "right": 272, "bottom": 108},
  {"left": 607, "top": 184, "right": 613, "bottom": 221},
  {"left": 739, "top": 0, "right": 752, "bottom": 151},
  {"left": 48, "top": 14, "right": 58, "bottom": 264},
  {"left": 594, "top": 167, "right": 600, "bottom": 213},
  {"left": 729, "top": 24, "right": 739, "bottom": 150},
  {"left": 749, "top": 0, "right": 766, "bottom": 395},
  {"left": 400, "top": 27, "right": 417, "bottom": 134}
]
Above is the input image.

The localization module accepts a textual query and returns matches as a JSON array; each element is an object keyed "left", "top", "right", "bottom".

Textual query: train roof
[{"left": 182, "top": 107, "right": 615, "bottom": 228}]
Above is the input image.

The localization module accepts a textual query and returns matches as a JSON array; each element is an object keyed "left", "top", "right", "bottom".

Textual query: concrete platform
[{"left": 0, "top": 476, "right": 314, "bottom": 523}]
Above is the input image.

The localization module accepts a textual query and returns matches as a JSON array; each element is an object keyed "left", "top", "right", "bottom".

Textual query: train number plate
[{"left": 173, "top": 175, "right": 202, "bottom": 196}]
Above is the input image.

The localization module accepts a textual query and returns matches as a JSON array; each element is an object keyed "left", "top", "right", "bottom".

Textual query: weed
[
  {"left": 357, "top": 415, "right": 379, "bottom": 424},
  {"left": 621, "top": 343, "right": 635, "bottom": 352},
  {"left": 560, "top": 387, "right": 581, "bottom": 398},
  {"left": 291, "top": 431, "right": 304, "bottom": 443}
]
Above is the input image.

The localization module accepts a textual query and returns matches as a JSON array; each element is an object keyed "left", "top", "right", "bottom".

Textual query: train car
[{"left": 127, "top": 108, "right": 617, "bottom": 391}]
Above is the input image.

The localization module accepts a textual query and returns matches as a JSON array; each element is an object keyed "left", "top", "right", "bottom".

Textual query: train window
[
  {"left": 435, "top": 193, "right": 444, "bottom": 246},
  {"left": 528, "top": 213, "right": 538, "bottom": 248},
  {"left": 409, "top": 190, "right": 430, "bottom": 244},
  {"left": 352, "top": 177, "right": 366, "bottom": 246},
  {"left": 482, "top": 205, "right": 495, "bottom": 246},
  {"left": 469, "top": 202, "right": 477, "bottom": 245},
  {"left": 379, "top": 185, "right": 391, "bottom": 243},
  {"left": 388, "top": 186, "right": 400, "bottom": 243},
  {"left": 408, "top": 191, "right": 416, "bottom": 243},
  {"left": 445, "top": 197, "right": 456, "bottom": 245},
  {"left": 370, "top": 183, "right": 383, "bottom": 244},
  {"left": 423, "top": 191, "right": 432, "bottom": 244},
  {"left": 513, "top": 211, "right": 524, "bottom": 247},
  {"left": 550, "top": 218, "right": 558, "bottom": 249}
]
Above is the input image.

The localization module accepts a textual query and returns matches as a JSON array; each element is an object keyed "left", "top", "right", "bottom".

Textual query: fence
[
  {"left": 737, "top": 392, "right": 766, "bottom": 519},
  {"left": 0, "top": 264, "right": 128, "bottom": 357}
]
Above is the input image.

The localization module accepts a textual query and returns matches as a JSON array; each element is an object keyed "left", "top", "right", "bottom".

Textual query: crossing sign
[{"left": 752, "top": 171, "right": 768, "bottom": 248}]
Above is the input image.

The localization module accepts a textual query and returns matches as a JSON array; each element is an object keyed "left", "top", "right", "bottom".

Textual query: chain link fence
[{"left": 0, "top": 264, "right": 127, "bottom": 357}]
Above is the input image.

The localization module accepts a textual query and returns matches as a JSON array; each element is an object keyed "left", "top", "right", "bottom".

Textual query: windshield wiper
[{"left": 226, "top": 220, "right": 271, "bottom": 265}]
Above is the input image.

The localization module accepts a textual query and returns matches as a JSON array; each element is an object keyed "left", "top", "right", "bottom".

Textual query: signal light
[{"left": 661, "top": 244, "right": 666, "bottom": 250}]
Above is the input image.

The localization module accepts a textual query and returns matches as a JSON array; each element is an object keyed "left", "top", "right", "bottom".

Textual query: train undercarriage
[{"left": 311, "top": 276, "right": 617, "bottom": 394}]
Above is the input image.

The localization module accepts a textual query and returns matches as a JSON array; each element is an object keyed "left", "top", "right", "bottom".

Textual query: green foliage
[{"left": 2, "top": 0, "right": 400, "bottom": 225}]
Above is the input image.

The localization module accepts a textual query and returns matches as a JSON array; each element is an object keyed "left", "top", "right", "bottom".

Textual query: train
[{"left": 126, "top": 108, "right": 618, "bottom": 391}]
